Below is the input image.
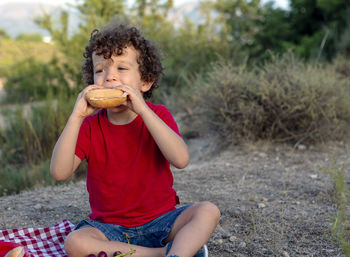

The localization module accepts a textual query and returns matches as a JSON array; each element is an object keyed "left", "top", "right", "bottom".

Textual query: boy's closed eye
[
  {"left": 94, "top": 69, "right": 104, "bottom": 74},
  {"left": 118, "top": 66, "right": 128, "bottom": 71}
]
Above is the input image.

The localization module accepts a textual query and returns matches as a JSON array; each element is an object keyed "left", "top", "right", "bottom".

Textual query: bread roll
[
  {"left": 5, "top": 246, "right": 25, "bottom": 257},
  {"left": 86, "top": 88, "right": 127, "bottom": 108}
]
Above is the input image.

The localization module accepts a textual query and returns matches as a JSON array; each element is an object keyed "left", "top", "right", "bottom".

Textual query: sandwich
[{"left": 86, "top": 88, "right": 127, "bottom": 108}]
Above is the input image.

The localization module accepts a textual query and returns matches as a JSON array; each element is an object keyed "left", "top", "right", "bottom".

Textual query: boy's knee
[
  {"left": 197, "top": 201, "right": 221, "bottom": 222},
  {"left": 64, "top": 231, "right": 81, "bottom": 257}
]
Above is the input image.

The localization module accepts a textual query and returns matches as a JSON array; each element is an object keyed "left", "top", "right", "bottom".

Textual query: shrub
[
  {"left": 333, "top": 55, "right": 350, "bottom": 79},
  {"left": 0, "top": 89, "right": 73, "bottom": 165},
  {"left": 0, "top": 89, "right": 86, "bottom": 196},
  {"left": 0, "top": 161, "right": 58, "bottom": 196},
  {"left": 323, "top": 163, "right": 350, "bottom": 256},
  {"left": 188, "top": 53, "right": 350, "bottom": 145},
  {"left": 0, "top": 39, "right": 58, "bottom": 77},
  {"left": 16, "top": 33, "right": 43, "bottom": 42},
  {"left": 3, "top": 57, "right": 71, "bottom": 103}
]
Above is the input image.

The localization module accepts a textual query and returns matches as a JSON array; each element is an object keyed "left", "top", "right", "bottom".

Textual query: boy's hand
[
  {"left": 114, "top": 84, "right": 149, "bottom": 115},
  {"left": 72, "top": 85, "right": 103, "bottom": 119}
]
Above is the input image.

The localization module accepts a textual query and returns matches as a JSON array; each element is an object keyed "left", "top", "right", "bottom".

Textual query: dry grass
[{"left": 184, "top": 53, "right": 350, "bottom": 146}]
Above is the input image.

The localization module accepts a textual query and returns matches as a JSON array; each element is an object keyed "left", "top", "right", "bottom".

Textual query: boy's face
[{"left": 92, "top": 46, "right": 151, "bottom": 93}]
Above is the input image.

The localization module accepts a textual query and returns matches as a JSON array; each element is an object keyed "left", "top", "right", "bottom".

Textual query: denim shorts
[{"left": 74, "top": 205, "right": 191, "bottom": 248}]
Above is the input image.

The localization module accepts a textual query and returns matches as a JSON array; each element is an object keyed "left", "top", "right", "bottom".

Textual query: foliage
[
  {"left": 323, "top": 163, "right": 350, "bottom": 256},
  {"left": 333, "top": 55, "right": 350, "bottom": 79},
  {"left": 188, "top": 53, "right": 350, "bottom": 145},
  {"left": 0, "top": 161, "right": 58, "bottom": 196},
  {"left": 0, "top": 89, "right": 73, "bottom": 165},
  {"left": 34, "top": 0, "right": 130, "bottom": 93},
  {"left": 0, "top": 28, "right": 10, "bottom": 39},
  {"left": 211, "top": 0, "right": 350, "bottom": 62},
  {"left": 337, "top": 21, "right": 350, "bottom": 57},
  {"left": 32, "top": 0, "right": 235, "bottom": 103},
  {"left": 0, "top": 39, "right": 57, "bottom": 76},
  {"left": 2, "top": 0, "right": 350, "bottom": 196},
  {"left": 214, "top": 0, "right": 262, "bottom": 48},
  {"left": 0, "top": 90, "right": 86, "bottom": 196},
  {"left": 3, "top": 57, "right": 72, "bottom": 103},
  {"left": 16, "top": 33, "right": 43, "bottom": 42}
]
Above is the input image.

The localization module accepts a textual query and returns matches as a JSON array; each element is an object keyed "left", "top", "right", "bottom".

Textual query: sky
[{"left": 0, "top": 0, "right": 290, "bottom": 9}]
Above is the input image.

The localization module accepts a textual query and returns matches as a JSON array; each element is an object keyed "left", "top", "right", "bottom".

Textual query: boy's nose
[
  {"left": 104, "top": 71, "right": 119, "bottom": 87},
  {"left": 106, "top": 75, "right": 118, "bottom": 82}
]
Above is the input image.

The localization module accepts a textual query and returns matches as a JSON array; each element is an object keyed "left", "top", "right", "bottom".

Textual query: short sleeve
[
  {"left": 151, "top": 104, "right": 182, "bottom": 137},
  {"left": 75, "top": 117, "right": 91, "bottom": 161}
]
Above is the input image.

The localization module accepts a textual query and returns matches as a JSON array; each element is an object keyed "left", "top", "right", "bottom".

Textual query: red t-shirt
[{"left": 75, "top": 102, "right": 181, "bottom": 227}]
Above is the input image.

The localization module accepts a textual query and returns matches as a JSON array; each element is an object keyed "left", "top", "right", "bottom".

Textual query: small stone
[
  {"left": 259, "top": 152, "right": 267, "bottom": 158},
  {"left": 215, "top": 239, "right": 223, "bottom": 245},
  {"left": 309, "top": 174, "right": 318, "bottom": 179},
  {"left": 239, "top": 242, "right": 246, "bottom": 248},
  {"left": 282, "top": 250, "right": 290, "bottom": 257},
  {"left": 229, "top": 236, "right": 237, "bottom": 242},
  {"left": 297, "top": 144, "right": 306, "bottom": 150},
  {"left": 257, "top": 203, "right": 266, "bottom": 208},
  {"left": 34, "top": 204, "right": 41, "bottom": 210}
]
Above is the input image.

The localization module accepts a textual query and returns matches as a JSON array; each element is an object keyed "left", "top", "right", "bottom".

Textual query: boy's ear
[{"left": 141, "top": 81, "right": 154, "bottom": 93}]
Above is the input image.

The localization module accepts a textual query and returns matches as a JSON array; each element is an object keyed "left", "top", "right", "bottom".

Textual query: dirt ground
[{"left": 0, "top": 136, "right": 349, "bottom": 257}]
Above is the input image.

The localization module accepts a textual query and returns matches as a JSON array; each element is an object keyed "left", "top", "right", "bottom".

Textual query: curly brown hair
[{"left": 82, "top": 23, "right": 163, "bottom": 99}]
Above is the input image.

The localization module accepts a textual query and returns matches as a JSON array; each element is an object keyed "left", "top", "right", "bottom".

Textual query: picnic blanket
[{"left": 0, "top": 220, "right": 75, "bottom": 257}]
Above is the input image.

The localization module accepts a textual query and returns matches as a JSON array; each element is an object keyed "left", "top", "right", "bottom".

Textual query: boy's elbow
[
  {"left": 50, "top": 167, "right": 67, "bottom": 181},
  {"left": 175, "top": 161, "right": 189, "bottom": 169},
  {"left": 174, "top": 153, "right": 190, "bottom": 169}
]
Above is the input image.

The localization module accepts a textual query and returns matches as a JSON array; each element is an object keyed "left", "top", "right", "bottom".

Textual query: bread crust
[
  {"left": 5, "top": 246, "right": 25, "bottom": 257},
  {"left": 86, "top": 88, "right": 127, "bottom": 108}
]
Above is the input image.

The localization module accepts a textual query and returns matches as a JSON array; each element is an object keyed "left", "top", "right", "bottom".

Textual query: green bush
[
  {"left": 323, "top": 163, "right": 350, "bottom": 256},
  {"left": 0, "top": 89, "right": 74, "bottom": 165},
  {"left": 0, "top": 161, "right": 58, "bottom": 196},
  {"left": 3, "top": 57, "right": 71, "bottom": 103},
  {"left": 0, "top": 39, "right": 58, "bottom": 76},
  {"left": 333, "top": 55, "right": 350, "bottom": 79},
  {"left": 188, "top": 53, "right": 350, "bottom": 145},
  {"left": 0, "top": 89, "right": 87, "bottom": 196},
  {"left": 16, "top": 33, "right": 43, "bottom": 42}
]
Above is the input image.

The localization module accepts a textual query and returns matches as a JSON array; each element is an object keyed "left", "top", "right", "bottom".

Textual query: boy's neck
[{"left": 106, "top": 109, "right": 138, "bottom": 125}]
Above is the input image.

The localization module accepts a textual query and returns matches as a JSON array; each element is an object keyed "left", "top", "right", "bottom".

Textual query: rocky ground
[{"left": 0, "top": 137, "right": 349, "bottom": 257}]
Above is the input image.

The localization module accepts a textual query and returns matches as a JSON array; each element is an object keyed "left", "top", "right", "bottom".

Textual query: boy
[{"left": 50, "top": 22, "right": 220, "bottom": 257}]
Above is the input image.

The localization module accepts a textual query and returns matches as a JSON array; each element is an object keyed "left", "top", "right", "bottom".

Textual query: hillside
[{"left": 0, "top": 39, "right": 59, "bottom": 68}]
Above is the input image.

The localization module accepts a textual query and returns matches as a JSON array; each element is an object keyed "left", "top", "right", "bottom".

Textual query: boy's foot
[
  {"left": 166, "top": 242, "right": 209, "bottom": 257},
  {"left": 194, "top": 244, "right": 208, "bottom": 257}
]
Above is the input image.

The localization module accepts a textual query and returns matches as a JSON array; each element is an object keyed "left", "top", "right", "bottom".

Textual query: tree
[
  {"left": 214, "top": 0, "right": 350, "bottom": 62},
  {"left": 16, "top": 33, "right": 43, "bottom": 42},
  {"left": 0, "top": 28, "right": 10, "bottom": 39},
  {"left": 214, "top": 0, "right": 262, "bottom": 49},
  {"left": 35, "top": 0, "right": 128, "bottom": 91}
]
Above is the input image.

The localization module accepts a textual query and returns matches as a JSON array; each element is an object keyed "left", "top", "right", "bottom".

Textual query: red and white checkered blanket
[{"left": 0, "top": 220, "right": 75, "bottom": 257}]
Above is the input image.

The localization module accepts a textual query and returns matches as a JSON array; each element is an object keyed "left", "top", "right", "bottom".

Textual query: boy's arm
[
  {"left": 50, "top": 115, "right": 84, "bottom": 181},
  {"left": 140, "top": 108, "right": 190, "bottom": 169},
  {"left": 50, "top": 86, "right": 99, "bottom": 181},
  {"left": 113, "top": 84, "right": 190, "bottom": 169}
]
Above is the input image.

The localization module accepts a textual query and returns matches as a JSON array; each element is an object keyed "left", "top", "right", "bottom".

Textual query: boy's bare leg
[
  {"left": 64, "top": 227, "right": 166, "bottom": 257},
  {"left": 165, "top": 201, "right": 221, "bottom": 257}
]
